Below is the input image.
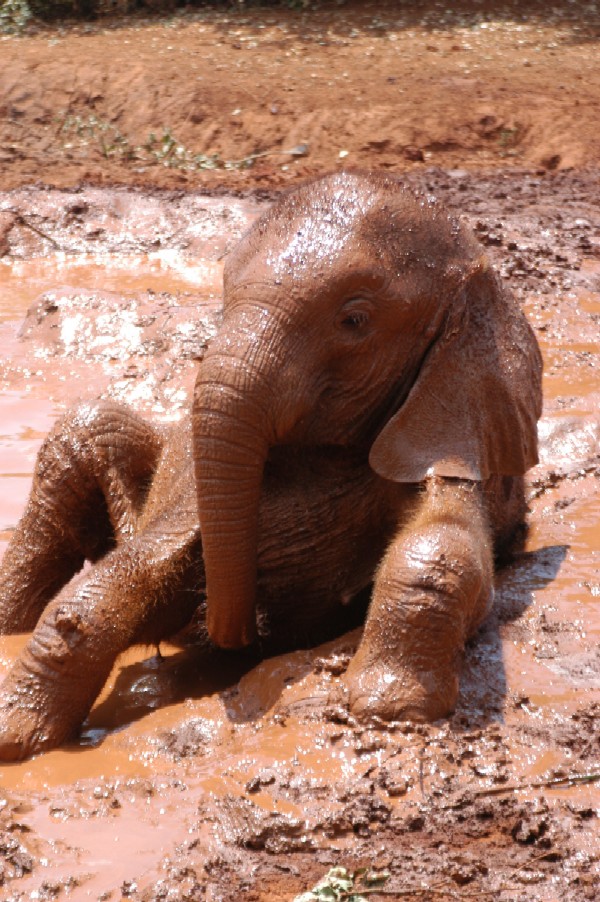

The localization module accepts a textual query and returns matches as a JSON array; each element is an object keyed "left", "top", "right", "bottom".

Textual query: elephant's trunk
[{"left": 192, "top": 344, "right": 278, "bottom": 649}]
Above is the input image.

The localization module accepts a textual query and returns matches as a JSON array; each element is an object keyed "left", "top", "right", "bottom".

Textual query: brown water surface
[{"left": 0, "top": 253, "right": 223, "bottom": 324}]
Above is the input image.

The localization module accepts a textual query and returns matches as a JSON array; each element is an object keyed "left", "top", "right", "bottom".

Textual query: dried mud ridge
[{"left": 0, "top": 167, "right": 599, "bottom": 901}]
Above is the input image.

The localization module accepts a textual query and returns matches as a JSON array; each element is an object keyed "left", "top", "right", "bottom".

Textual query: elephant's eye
[
  {"left": 341, "top": 310, "right": 368, "bottom": 328},
  {"left": 338, "top": 298, "right": 373, "bottom": 332}
]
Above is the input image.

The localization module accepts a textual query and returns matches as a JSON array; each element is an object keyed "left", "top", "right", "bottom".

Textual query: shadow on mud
[
  {"left": 24, "top": 1, "right": 600, "bottom": 48},
  {"left": 205, "top": 0, "right": 600, "bottom": 46},
  {"left": 458, "top": 543, "right": 569, "bottom": 726},
  {"left": 84, "top": 548, "right": 567, "bottom": 742},
  {"left": 84, "top": 644, "right": 257, "bottom": 737},
  {"left": 83, "top": 591, "right": 372, "bottom": 739}
]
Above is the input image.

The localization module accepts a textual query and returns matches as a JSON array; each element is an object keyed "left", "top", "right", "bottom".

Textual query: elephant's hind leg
[
  {"left": 0, "top": 401, "right": 163, "bottom": 633},
  {"left": 0, "top": 518, "right": 202, "bottom": 761}
]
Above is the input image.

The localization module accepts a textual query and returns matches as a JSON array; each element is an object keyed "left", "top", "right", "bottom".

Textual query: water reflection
[{"left": 0, "top": 251, "right": 222, "bottom": 323}]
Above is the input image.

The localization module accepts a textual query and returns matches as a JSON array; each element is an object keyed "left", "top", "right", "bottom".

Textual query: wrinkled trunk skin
[{"left": 193, "top": 327, "right": 284, "bottom": 650}]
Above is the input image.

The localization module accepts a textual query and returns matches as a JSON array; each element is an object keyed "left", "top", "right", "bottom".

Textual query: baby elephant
[{"left": 0, "top": 171, "right": 542, "bottom": 759}]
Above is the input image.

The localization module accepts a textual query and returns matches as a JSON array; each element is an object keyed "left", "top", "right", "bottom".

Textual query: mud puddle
[
  {"left": 0, "top": 177, "right": 598, "bottom": 901},
  {"left": 0, "top": 188, "right": 258, "bottom": 565},
  {"left": 0, "top": 253, "right": 224, "bottom": 563},
  {"left": 0, "top": 254, "right": 223, "bottom": 324}
]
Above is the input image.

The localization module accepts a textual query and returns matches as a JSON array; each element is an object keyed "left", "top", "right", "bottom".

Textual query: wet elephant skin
[{"left": 0, "top": 171, "right": 542, "bottom": 759}]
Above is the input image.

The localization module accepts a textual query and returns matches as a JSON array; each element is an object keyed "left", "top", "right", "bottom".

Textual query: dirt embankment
[{"left": 1, "top": 1, "right": 600, "bottom": 193}]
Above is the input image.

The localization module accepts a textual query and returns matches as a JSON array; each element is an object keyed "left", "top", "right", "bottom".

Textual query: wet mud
[
  {"left": 0, "top": 7, "right": 600, "bottom": 897},
  {"left": 0, "top": 168, "right": 598, "bottom": 900}
]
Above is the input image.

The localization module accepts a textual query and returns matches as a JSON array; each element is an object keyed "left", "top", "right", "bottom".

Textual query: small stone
[{"left": 355, "top": 731, "right": 387, "bottom": 754}]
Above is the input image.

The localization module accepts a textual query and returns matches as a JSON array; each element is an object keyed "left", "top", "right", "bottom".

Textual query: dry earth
[
  {"left": 1, "top": 0, "right": 600, "bottom": 190},
  {"left": 0, "top": 2, "right": 599, "bottom": 900}
]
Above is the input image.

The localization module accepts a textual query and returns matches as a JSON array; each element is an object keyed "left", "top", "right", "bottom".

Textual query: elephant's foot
[
  {"left": 0, "top": 658, "right": 88, "bottom": 761},
  {"left": 341, "top": 490, "right": 494, "bottom": 725},
  {"left": 340, "top": 650, "right": 460, "bottom": 723},
  {"left": 0, "top": 612, "right": 108, "bottom": 761}
]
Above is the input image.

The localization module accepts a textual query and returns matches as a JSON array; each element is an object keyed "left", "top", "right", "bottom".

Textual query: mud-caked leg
[
  {"left": 343, "top": 477, "right": 494, "bottom": 722},
  {"left": 0, "top": 513, "right": 203, "bottom": 761},
  {"left": 0, "top": 401, "right": 163, "bottom": 632}
]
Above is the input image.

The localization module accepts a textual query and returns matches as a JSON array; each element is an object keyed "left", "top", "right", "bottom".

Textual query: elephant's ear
[{"left": 369, "top": 261, "right": 543, "bottom": 483}]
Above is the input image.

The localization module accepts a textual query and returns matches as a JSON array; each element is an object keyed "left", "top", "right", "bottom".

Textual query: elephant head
[{"left": 192, "top": 170, "right": 542, "bottom": 649}]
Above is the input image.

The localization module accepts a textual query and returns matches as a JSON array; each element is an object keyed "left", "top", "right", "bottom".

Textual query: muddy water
[
  {"left": 0, "top": 250, "right": 242, "bottom": 898},
  {"left": 0, "top": 252, "right": 223, "bottom": 555},
  {"left": 0, "top": 190, "right": 598, "bottom": 899},
  {"left": 0, "top": 253, "right": 223, "bottom": 323}
]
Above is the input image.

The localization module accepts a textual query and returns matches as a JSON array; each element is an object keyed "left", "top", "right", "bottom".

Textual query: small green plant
[
  {"left": 0, "top": 0, "right": 82, "bottom": 33},
  {"left": 294, "top": 867, "right": 390, "bottom": 902},
  {"left": 498, "top": 127, "right": 519, "bottom": 148},
  {"left": 497, "top": 122, "right": 526, "bottom": 157},
  {"left": 57, "top": 114, "right": 263, "bottom": 171},
  {"left": 0, "top": 0, "right": 32, "bottom": 33},
  {"left": 143, "top": 129, "right": 222, "bottom": 170},
  {"left": 59, "top": 114, "right": 132, "bottom": 159}
]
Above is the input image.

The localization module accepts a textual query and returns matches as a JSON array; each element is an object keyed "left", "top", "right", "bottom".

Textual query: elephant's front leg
[
  {"left": 0, "top": 521, "right": 202, "bottom": 761},
  {"left": 343, "top": 477, "right": 493, "bottom": 722}
]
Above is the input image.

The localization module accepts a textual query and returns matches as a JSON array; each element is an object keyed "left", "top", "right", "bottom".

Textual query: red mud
[{"left": 0, "top": 3, "right": 599, "bottom": 900}]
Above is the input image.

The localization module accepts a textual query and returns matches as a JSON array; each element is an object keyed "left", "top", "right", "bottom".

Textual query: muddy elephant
[{"left": 0, "top": 171, "right": 542, "bottom": 760}]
